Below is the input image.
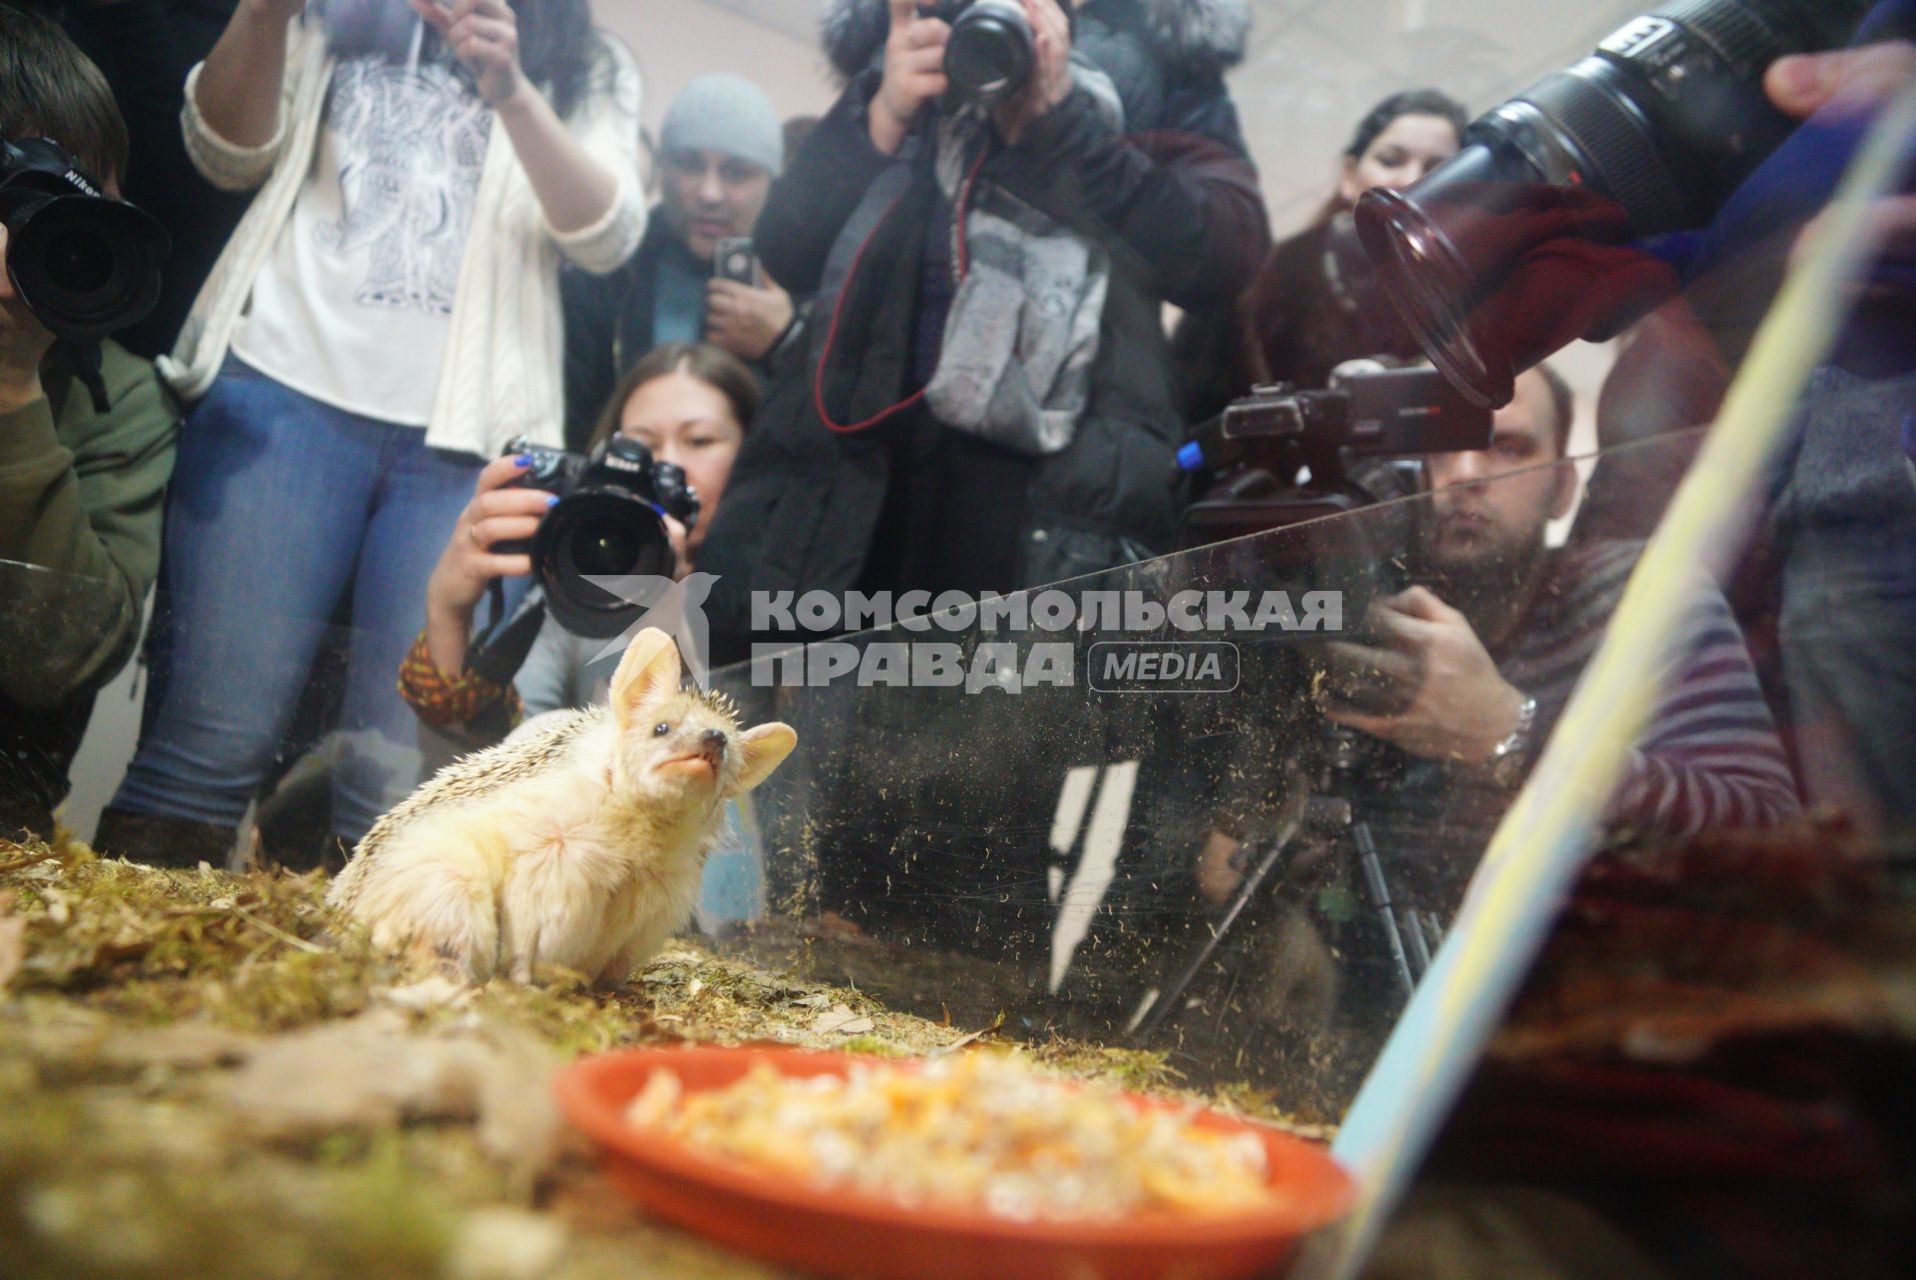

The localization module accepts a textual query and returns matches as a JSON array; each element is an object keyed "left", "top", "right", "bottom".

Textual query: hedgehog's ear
[
  {"left": 611, "top": 628, "right": 681, "bottom": 727},
  {"left": 729, "top": 722, "right": 796, "bottom": 795}
]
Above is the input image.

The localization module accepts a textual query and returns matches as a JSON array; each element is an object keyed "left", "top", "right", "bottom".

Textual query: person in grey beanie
[{"left": 562, "top": 73, "right": 798, "bottom": 447}]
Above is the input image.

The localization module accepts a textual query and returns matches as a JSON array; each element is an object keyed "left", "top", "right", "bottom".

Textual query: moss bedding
[{"left": 0, "top": 836, "right": 1323, "bottom": 1280}]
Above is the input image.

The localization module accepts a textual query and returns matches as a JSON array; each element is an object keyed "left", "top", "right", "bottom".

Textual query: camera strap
[
  {"left": 51, "top": 340, "right": 112, "bottom": 415},
  {"left": 467, "top": 579, "right": 548, "bottom": 687},
  {"left": 811, "top": 144, "right": 990, "bottom": 435}
]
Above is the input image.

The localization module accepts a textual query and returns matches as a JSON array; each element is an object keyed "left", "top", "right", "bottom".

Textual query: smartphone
[{"left": 713, "top": 237, "right": 758, "bottom": 286}]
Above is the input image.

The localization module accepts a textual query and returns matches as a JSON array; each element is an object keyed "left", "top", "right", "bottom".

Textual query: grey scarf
[{"left": 922, "top": 65, "right": 1120, "bottom": 456}]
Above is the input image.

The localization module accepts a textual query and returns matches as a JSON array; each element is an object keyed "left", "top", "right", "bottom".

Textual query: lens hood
[{"left": 5, "top": 194, "right": 169, "bottom": 342}]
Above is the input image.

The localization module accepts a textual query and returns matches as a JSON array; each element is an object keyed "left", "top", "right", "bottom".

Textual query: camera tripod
[{"left": 1122, "top": 723, "right": 1443, "bottom": 1044}]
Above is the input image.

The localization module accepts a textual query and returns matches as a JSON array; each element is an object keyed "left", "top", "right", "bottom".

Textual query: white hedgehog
[{"left": 328, "top": 629, "right": 796, "bottom": 986}]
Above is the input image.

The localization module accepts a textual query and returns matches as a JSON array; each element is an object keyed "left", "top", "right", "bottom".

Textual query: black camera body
[
  {"left": 1355, "top": 0, "right": 1871, "bottom": 409},
  {"left": 920, "top": 0, "right": 1035, "bottom": 106},
  {"left": 498, "top": 435, "right": 701, "bottom": 639},
  {"left": 0, "top": 137, "right": 168, "bottom": 344}
]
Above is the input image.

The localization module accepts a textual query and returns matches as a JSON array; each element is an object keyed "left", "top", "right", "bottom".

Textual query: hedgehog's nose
[{"left": 700, "top": 729, "right": 727, "bottom": 760}]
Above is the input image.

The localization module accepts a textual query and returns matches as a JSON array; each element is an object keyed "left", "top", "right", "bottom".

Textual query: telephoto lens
[
  {"left": 0, "top": 138, "right": 169, "bottom": 343},
  {"left": 925, "top": 0, "right": 1036, "bottom": 106},
  {"left": 1354, "top": 0, "right": 1871, "bottom": 408}
]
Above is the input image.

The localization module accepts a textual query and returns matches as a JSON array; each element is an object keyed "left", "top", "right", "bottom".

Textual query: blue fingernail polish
[
  {"left": 515, "top": 454, "right": 534, "bottom": 466},
  {"left": 546, "top": 494, "right": 561, "bottom": 507}
]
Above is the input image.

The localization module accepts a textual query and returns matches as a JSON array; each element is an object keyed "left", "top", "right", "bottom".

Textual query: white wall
[{"left": 590, "top": 0, "right": 836, "bottom": 139}]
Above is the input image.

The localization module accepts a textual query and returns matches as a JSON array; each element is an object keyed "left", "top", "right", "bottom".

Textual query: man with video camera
[
  {"left": 697, "top": 0, "right": 1270, "bottom": 640},
  {"left": 0, "top": 4, "right": 179, "bottom": 838},
  {"left": 1313, "top": 368, "right": 1798, "bottom": 885},
  {"left": 1195, "top": 365, "right": 1799, "bottom": 936}
]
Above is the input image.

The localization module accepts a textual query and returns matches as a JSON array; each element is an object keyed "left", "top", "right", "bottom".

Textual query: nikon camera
[
  {"left": 0, "top": 137, "right": 168, "bottom": 344},
  {"left": 497, "top": 435, "right": 701, "bottom": 639}
]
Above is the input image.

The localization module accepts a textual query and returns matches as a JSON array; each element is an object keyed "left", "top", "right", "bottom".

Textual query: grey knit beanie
[{"left": 659, "top": 74, "right": 783, "bottom": 175}]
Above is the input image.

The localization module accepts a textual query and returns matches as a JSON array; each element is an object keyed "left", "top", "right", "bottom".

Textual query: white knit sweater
[{"left": 161, "top": 18, "right": 646, "bottom": 458}]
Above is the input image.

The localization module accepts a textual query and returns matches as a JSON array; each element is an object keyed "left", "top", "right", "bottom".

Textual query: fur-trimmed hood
[{"left": 820, "top": 0, "right": 1251, "bottom": 83}]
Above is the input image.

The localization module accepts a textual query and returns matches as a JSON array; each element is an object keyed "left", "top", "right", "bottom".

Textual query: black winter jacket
[
  {"left": 560, "top": 215, "right": 713, "bottom": 449},
  {"left": 699, "top": 0, "right": 1268, "bottom": 642}
]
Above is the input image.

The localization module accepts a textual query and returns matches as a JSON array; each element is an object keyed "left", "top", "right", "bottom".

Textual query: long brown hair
[{"left": 586, "top": 342, "right": 760, "bottom": 451}]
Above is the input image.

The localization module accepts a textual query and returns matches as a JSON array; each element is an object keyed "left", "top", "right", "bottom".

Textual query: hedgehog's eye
[{"left": 652, "top": 722, "right": 672, "bottom": 737}]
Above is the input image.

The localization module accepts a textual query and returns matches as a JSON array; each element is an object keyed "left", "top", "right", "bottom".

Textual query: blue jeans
[{"left": 113, "top": 360, "right": 481, "bottom": 840}]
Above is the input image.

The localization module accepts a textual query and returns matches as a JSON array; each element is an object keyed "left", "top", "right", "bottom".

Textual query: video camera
[
  {"left": 1175, "top": 364, "right": 1492, "bottom": 550},
  {"left": 497, "top": 435, "right": 701, "bottom": 639},
  {"left": 1129, "top": 366, "right": 1492, "bottom": 1042}
]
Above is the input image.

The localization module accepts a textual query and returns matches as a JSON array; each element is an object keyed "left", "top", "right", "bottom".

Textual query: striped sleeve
[{"left": 1607, "top": 587, "right": 1801, "bottom": 834}]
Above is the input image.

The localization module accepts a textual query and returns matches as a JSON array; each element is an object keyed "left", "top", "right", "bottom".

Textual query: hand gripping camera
[{"left": 498, "top": 435, "right": 702, "bottom": 639}]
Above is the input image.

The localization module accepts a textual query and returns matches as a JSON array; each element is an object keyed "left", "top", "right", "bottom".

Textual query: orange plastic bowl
[{"left": 554, "top": 1044, "right": 1354, "bottom": 1280}]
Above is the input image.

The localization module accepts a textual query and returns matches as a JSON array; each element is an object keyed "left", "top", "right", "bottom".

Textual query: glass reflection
[{"left": 700, "top": 422, "right": 1790, "bottom": 1125}]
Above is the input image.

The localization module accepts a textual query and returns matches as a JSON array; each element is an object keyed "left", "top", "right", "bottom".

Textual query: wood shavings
[{"left": 0, "top": 832, "right": 1322, "bottom": 1279}]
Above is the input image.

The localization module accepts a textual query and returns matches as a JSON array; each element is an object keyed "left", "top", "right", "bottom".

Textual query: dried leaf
[{"left": 811, "top": 1004, "right": 876, "bottom": 1035}]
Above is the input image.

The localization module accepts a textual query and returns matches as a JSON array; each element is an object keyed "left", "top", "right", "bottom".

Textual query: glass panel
[
  {"left": 701, "top": 429, "right": 1723, "bottom": 1126},
  {"left": 0, "top": 558, "right": 131, "bottom": 837}
]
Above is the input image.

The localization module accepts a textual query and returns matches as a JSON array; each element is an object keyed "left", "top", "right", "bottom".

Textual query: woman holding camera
[
  {"left": 102, "top": 0, "right": 645, "bottom": 862},
  {"left": 400, "top": 342, "right": 757, "bottom": 736}
]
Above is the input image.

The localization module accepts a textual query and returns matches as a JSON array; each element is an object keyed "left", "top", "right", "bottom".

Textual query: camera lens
[
  {"left": 44, "top": 227, "right": 115, "bottom": 295},
  {"left": 1353, "top": 0, "right": 1868, "bottom": 407},
  {"left": 945, "top": 0, "right": 1035, "bottom": 105},
  {"left": 569, "top": 516, "right": 646, "bottom": 579},
  {"left": 534, "top": 489, "right": 675, "bottom": 638},
  {"left": 6, "top": 196, "right": 166, "bottom": 341}
]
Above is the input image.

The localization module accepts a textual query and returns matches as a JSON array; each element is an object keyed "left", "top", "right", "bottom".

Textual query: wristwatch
[{"left": 1484, "top": 694, "right": 1539, "bottom": 789}]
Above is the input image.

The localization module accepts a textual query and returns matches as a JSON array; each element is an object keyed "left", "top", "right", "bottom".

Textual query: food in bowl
[{"left": 623, "top": 1050, "right": 1289, "bottom": 1222}]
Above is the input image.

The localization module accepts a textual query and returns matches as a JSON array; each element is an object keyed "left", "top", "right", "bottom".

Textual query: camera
[
  {"left": 0, "top": 137, "right": 168, "bottom": 344},
  {"left": 920, "top": 0, "right": 1035, "bottom": 107},
  {"left": 1354, "top": 0, "right": 1871, "bottom": 409},
  {"left": 1173, "top": 365, "right": 1493, "bottom": 702},
  {"left": 1176, "top": 364, "right": 1492, "bottom": 547},
  {"left": 498, "top": 435, "right": 701, "bottom": 639},
  {"left": 1176, "top": 365, "right": 1492, "bottom": 479}
]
